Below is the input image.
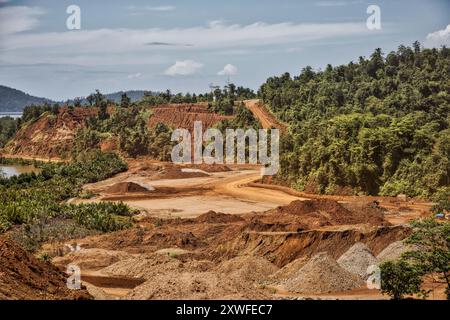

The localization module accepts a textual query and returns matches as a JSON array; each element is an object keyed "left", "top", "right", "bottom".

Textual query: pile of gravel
[
  {"left": 284, "top": 252, "right": 364, "bottom": 294},
  {"left": 337, "top": 243, "right": 378, "bottom": 279},
  {"left": 376, "top": 241, "right": 415, "bottom": 263},
  {"left": 125, "top": 271, "right": 270, "bottom": 300},
  {"left": 215, "top": 255, "right": 279, "bottom": 283},
  {"left": 270, "top": 256, "right": 309, "bottom": 282},
  {"left": 101, "top": 254, "right": 182, "bottom": 279}
]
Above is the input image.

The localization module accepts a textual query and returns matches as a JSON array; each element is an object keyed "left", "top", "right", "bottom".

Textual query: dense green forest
[
  {"left": 2, "top": 43, "right": 448, "bottom": 200},
  {"left": 0, "top": 152, "right": 133, "bottom": 251},
  {"left": 260, "top": 43, "right": 449, "bottom": 198},
  {"left": 0, "top": 117, "right": 18, "bottom": 147}
]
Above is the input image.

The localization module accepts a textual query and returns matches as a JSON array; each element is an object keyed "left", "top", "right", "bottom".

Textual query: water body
[
  {"left": 0, "top": 164, "right": 41, "bottom": 178},
  {"left": 0, "top": 112, "right": 23, "bottom": 119}
]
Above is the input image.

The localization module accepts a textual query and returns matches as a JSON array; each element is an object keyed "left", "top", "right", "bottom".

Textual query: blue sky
[{"left": 0, "top": 0, "right": 449, "bottom": 100}]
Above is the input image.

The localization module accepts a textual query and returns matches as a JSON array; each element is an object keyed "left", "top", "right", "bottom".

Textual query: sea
[{"left": 0, "top": 112, "right": 23, "bottom": 119}]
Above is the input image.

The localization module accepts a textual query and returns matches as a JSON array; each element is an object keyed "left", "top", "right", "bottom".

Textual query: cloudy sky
[{"left": 0, "top": 0, "right": 449, "bottom": 100}]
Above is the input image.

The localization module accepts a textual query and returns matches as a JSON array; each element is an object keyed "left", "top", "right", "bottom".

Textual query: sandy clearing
[
  {"left": 79, "top": 168, "right": 304, "bottom": 218},
  {"left": 120, "top": 195, "right": 277, "bottom": 218}
]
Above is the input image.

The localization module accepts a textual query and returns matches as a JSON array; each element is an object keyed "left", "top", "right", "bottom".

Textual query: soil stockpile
[
  {"left": 376, "top": 241, "right": 415, "bottom": 263},
  {"left": 0, "top": 237, "right": 91, "bottom": 300},
  {"left": 155, "top": 168, "right": 209, "bottom": 180},
  {"left": 270, "top": 256, "right": 309, "bottom": 281},
  {"left": 249, "top": 199, "right": 388, "bottom": 232},
  {"left": 125, "top": 271, "right": 270, "bottom": 300},
  {"left": 106, "top": 182, "right": 154, "bottom": 193},
  {"left": 284, "top": 252, "right": 365, "bottom": 294},
  {"left": 102, "top": 254, "right": 216, "bottom": 280},
  {"left": 101, "top": 254, "right": 182, "bottom": 279},
  {"left": 186, "top": 164, "right": 231, "bottom": 173},
  {"left": 215, "top": 255, "right": 279, "bottom": 283},
  {"left": 275, "top": 199, "right": 386, "bottom": 226},
  {"left": 195, "top": 211, "right": 245, "bottom": 224},
  {"left": 337, "top": 242, "right": 378, "bottom": 278}
]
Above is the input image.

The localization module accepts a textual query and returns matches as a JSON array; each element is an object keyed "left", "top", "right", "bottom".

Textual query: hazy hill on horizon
[
  {"left": 0, "top": 85, "right": 54, "bottom": 112},
  {"left": 64, "top": 90, "right": 150, "bottom": 106},
  {"left": 0, "top": 85, "right": 151, "bottom": 112}
]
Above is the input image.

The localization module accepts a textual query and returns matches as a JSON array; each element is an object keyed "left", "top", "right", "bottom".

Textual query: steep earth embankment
[
  {"left": 0, "top": 236, "right": 92, "bottom": 300},
  {"left": 3, "top": 107, "right": 97, "bottom": 159}
]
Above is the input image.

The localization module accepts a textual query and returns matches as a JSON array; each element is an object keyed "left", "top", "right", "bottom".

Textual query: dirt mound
[
  {"left": 106, "top": 182, "right": 153, "bottom": 193},
  {"left": 186, "top": 163, "right": 231, "bottom": 173},
  {"left": 278, "top": 199, "right": 349, "bottom": 216},
  {"left": 263, "top": 199, "right": 387, "bottom": 229},
  {"left": 155, "top": 168, "right": 209, "bottom": 180},
  {"left": 146, "top": 230, "right": 201, "bottom": 249},
  {"left": 125, "top": 271, "right": 270, "bottom": 300},
  {"left": 215, "top": 255, "right": 279, "bottom": 283},
  {"left": 102, "top": 253, "right": 216, "bottom": 280},
  {"left": 284, "top": 252, "right": 365, "bottom": 294},
  {"left": 101, "top": 254, "right": 182, "bottom": 279},
  {"left": 195, "top": 211, "right": 244, "bottom": 224},
  {"left": 376, "top": 241, "right": 415, "bottom": 263},
  {"left": 270, "top": 256, "right": 309, "bottom": 282},
  {"left": 52, "top": 248, "right": 133, "bottom": 271},
  {"left": 337, "top": 242, "right": 378, "bottom": 278},
  {"left": 0, "top": 237, "right": 91, "bottom": 300}
]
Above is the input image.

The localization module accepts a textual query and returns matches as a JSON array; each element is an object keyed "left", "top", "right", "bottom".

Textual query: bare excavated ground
[
  {"left": 33, "top": 160, "right": 440, "bottom": 300},
  {"left": 1, "top": 100, "right": 441, "bottom": 300}
]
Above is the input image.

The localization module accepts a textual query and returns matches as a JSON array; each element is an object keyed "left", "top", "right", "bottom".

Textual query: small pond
[{"left": 0, "top": 165, "right": 41, "bottom": 178}]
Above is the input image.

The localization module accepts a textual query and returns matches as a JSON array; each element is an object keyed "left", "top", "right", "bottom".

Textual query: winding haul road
[{"left": 243, "top": 99, "right": 287, "bottom": 131}]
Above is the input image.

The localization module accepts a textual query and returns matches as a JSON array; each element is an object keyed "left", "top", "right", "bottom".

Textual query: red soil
[{"left": 0, "top": 236, "right": 92, "bottom": 300}]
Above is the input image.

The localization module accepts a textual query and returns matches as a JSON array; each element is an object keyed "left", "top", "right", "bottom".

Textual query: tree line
[{"left": 260, "top": 42, "right": 449, "bottom": 199}]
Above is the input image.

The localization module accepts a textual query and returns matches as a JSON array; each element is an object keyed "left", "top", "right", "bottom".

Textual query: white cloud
[
  {"left": 2, "top": 21, "right": 369, "bottom": 51},
  {"left": 0, "top": 21, "right": 370, "bottom": 66},
  {"left": 0, "top": 6, "right": 45, "bottom": 36},
  {"left": 315, "top": 1, "right": 361, "bottom": 7},
  {"left": 127, "top": 5, "right": 175, "bottom": 14},
  {"left": 425, "top": 24, "right": 450, "bottom": 48},
  {"left": 127, "top": 72, "right": 142, "bottom": 79},
  {"left": 164, "top": 60, "right": 203, "bottom": 76},
  {"left": 145, "top": 5, "right": 175, "bottom": 11},
  {"left": 218, "top": 64, "right": 238, "bottom": 76}
]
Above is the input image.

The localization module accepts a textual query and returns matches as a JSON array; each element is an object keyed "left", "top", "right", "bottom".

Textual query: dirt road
[
  {"left": 77, "top": 169, "right": 295, "bottom": 218},
  {"left": 243, "top": 99, "right": 286, "bottom": 131},
  {"left": 211, "top": 170, "right": 302, "bottom": 205},
  {"left": 76, "top": 162, "right": 431, "bottom": 222}
]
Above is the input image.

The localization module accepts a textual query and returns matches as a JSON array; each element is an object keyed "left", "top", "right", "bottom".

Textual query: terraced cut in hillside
[{"left": 147, "top": 103, "right": 233, "bottom": 132}]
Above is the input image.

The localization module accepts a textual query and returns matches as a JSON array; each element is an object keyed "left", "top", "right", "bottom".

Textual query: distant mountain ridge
[
  {"left": 0, "top": 86, "right": 151, "bottom": 112},
  {"left": 0, "top": 86, "right": 55, "bottom": 112},
  {"left": 65, "top": 90, "right": 149, "bottom": 105}
]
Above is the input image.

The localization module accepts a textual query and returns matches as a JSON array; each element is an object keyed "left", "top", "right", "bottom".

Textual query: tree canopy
[{"left": 260, "top": 43, "right": 450, "bottom": 198}]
